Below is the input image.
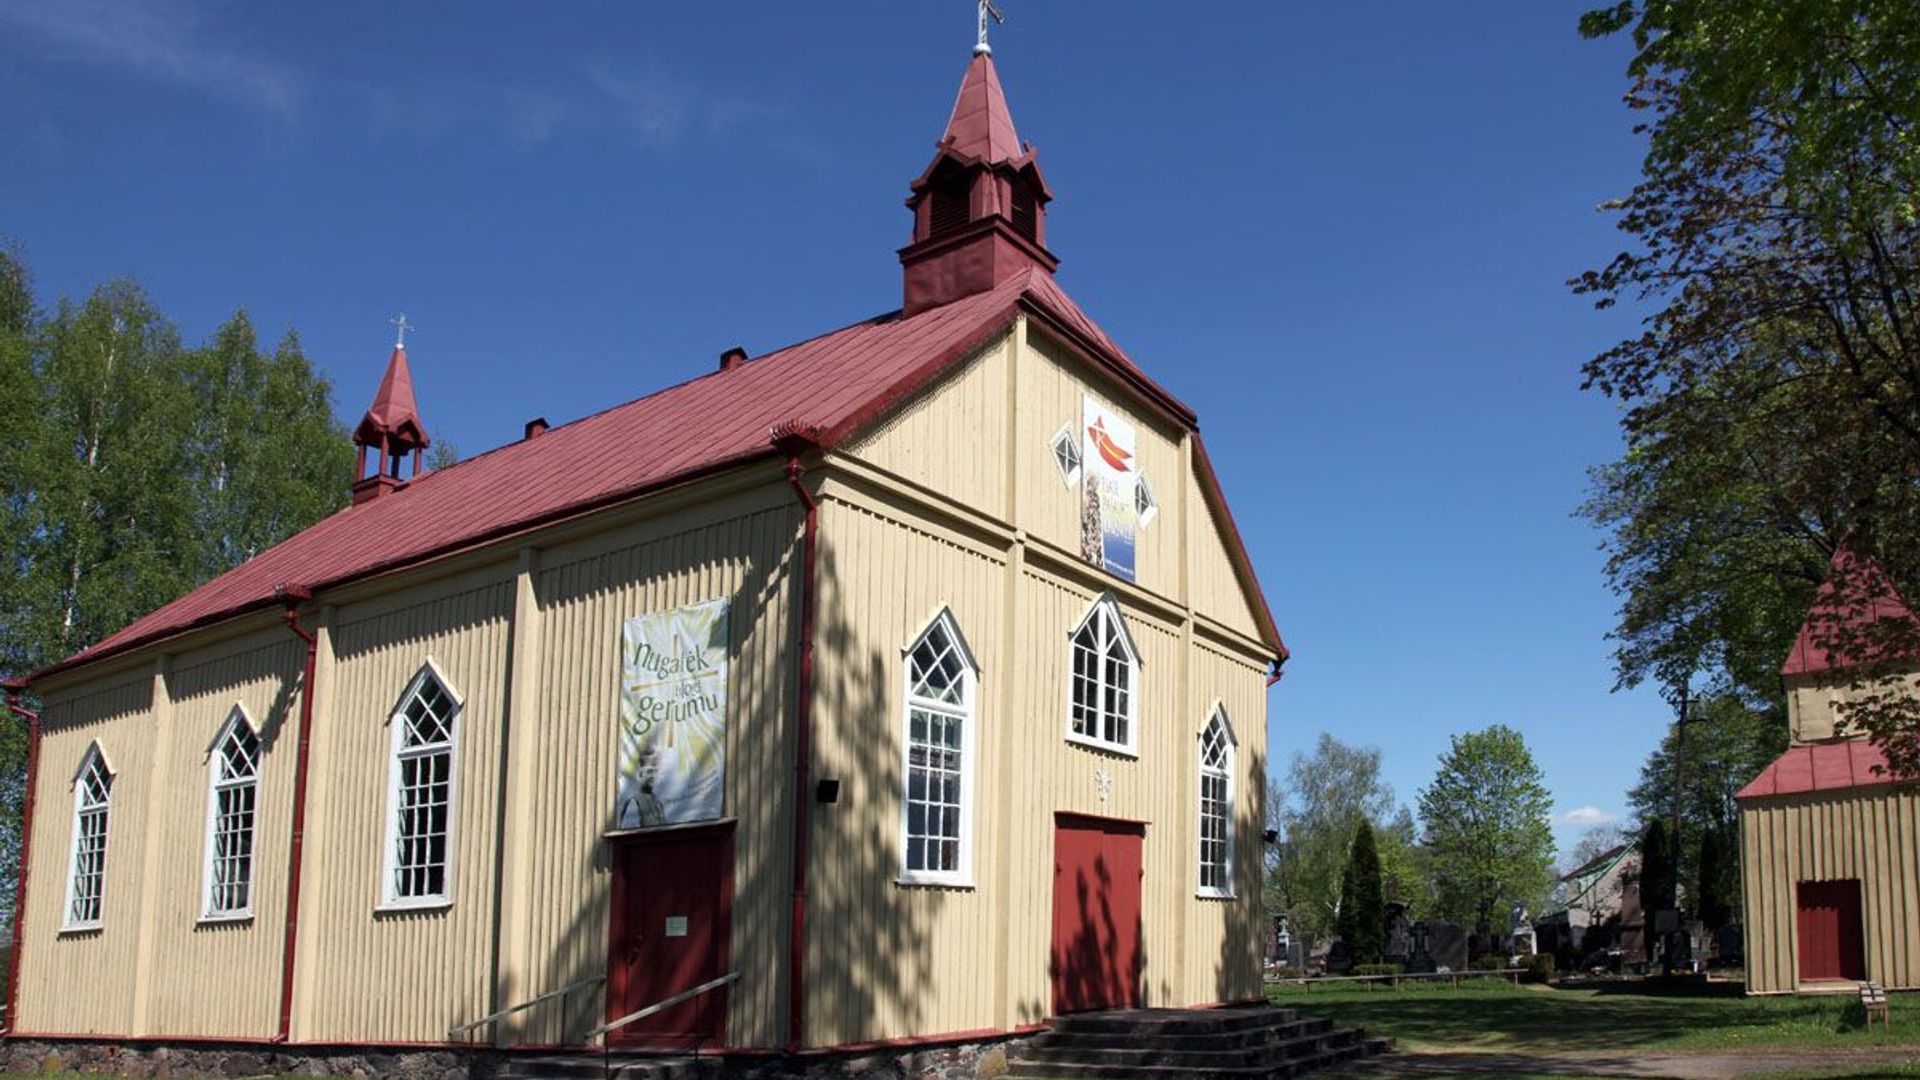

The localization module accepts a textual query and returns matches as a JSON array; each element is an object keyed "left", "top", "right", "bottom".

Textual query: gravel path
[{"left": 1328, "top": 1046, "right": 1920, "bottom": 1079}]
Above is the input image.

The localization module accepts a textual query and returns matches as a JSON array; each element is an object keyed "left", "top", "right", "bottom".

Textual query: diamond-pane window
[
  {"left": 1051, "top": 425, "right": 1082, "bottom": 487},
  {"left": 1198, "top": 709, "right": 1235, "bottom": 896},
  {"left": 65, "top": 746, "right": 113, "bottom": 929},
  {"left": 383, "top": 663, "right": 460, "bottom": 905},
  {"left": 902, "top": 611, "right": 977, "bottom": 883},
  {"left": 1135, "top": 474, "right": 1158, "bottom": 527},
  {"left": 204, "top": 709, "right": 261, "bottom": 918},
  {"left": 1069, "top": 597, "right": 1139, "bottom": 753}
]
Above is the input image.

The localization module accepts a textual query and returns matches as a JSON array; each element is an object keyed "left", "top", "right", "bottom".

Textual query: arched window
[
  {"left": 1067, "top": 596, "right": 1140, "bottom": 755},
  {"left": 1198, "top": 708, "right": 1237, "bottom": 897},
  {"left": 203, "top": 707, "right": 261, "bottom": 919},
  {"left": 382, "top": 661, "right": 460, "bottom": 907},
  {"left": 900, "top": 609, "right": 979, "bottom": 885},
  {"left": 64, "top": 744, "right": 113, "bottom": 930}
]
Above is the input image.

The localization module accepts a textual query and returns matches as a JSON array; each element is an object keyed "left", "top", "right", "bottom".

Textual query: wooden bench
[{"left": 1861, "top": 982, "right": 1890, "bottom": 1031}]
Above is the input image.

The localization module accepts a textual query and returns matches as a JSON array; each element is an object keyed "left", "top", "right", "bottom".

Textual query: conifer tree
[{"left": 1336, "top": 821, "right": 1386, "bottom": 965}]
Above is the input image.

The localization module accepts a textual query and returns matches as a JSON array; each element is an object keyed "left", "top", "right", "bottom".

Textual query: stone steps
[{"left": 1004, "top": 1005, "right": 1391, "bottom": 1080}]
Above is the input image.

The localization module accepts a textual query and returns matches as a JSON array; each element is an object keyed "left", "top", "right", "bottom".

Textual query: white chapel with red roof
[{"left": 1, "top": 35, "right": 1287, "bottom": 1069}]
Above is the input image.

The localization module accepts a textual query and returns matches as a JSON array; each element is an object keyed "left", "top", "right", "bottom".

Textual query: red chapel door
[
  {"left": 607, "top": 823, "right": 733, "bottom": 1045},
  {"left": 1796, "top": 878, "right": 1866, "bottom": 983},
  {"left": 1050, "top": 814, "right": 1144, "bottom": 1014}
]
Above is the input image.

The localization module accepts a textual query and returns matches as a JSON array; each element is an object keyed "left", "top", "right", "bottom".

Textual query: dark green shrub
[
  {"left": 1353, "top": 963, "right": 1404, "bottom": 977},
  {"left": 1470, "top": 954, "right": 1507, "bottom": 971},
  {"left": 1521, "top": 953, "right": 1555, "bottom": 983}
]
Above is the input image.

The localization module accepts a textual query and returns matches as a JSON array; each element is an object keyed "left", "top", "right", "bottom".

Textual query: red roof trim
[{"left": 24, "top": 450, "right": 775, "bottom": 684}]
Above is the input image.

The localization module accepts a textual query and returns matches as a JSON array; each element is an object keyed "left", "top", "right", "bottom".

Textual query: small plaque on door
[{"left": 664, "top": 915, "right": 689, "bottom": 938}]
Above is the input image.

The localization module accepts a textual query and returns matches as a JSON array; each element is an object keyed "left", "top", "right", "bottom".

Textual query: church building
[
  {"left": 1737, "top": 545, "right": 1920, "bottom": 993},
  {"left": 1, "top": 39, "right": 1283, "bottom": 1065}
]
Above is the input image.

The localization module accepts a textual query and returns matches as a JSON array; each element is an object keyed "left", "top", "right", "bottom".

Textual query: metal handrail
[
  {"left": 448, "top": 975, "right": 607, "bottom": 1039},
  {"left": 585, "top": 971, "right": 739, "bottom": 1042}
]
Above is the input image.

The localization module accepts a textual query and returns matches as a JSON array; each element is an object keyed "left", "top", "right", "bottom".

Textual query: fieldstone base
[
  {"left": 0, "top": 1033, "right": 1032, "bottom": 1079},
  {"left": 0, "top": 1038, "right": 503, "bottom": 1080}
]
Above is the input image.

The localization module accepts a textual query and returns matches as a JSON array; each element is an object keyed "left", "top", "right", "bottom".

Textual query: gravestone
[
  {"left": 1508, "top": 902, "right": 1537, "bottom": 957},
  {"left": 1384, "top": 903, "right": 1413, "bottom": 966},
  {"left": 1423, "top": 920, "right": 1467, "bottom": 972}
]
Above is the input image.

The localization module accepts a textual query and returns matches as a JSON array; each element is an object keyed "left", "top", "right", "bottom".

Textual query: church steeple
[
  {"left": 900, "top": 49, "right": 1056, "bottom": 316},
  {"left": 352, "top": 316, "right": 431, "bottom": 504}
]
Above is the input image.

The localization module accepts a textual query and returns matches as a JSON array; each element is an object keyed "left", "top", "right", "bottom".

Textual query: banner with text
[
  {"left": 616, "top": 597, "right": 730, "bottom": 829},
  {"left": 1081, "top": 395, "right": 1138, "bottom": 582}
]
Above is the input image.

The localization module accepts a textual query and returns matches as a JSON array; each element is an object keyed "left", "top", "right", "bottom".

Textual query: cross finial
[
  {"left": 975, "top": 0, "right": 1004, "bottom": 56},
  {"left": 390, "top": 312, "right": 414, "bottom": 349}
]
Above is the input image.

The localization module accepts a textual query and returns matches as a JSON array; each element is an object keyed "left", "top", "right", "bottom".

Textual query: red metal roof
[
  {"left": 354, "top": 344, "right": 429, "bottom": 450},
  {"left": 1736, "top": 739, "right": 1897, "bottom": 800},
  {"left": 942, "top": 52, "right": 1022, "bottom": 164},
  {"left": 37, "top": 268, "right": 1282, "bottom": 681},
  {"left": 1782, "top": 543, "right": 1920, "bottom": 677}
]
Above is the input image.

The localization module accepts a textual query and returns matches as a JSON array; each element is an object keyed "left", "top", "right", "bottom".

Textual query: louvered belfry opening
[
  {"left": 929, "top": 171, "right": 972, "bottom": 237},
  {"left": 899, "top": 51, "right": 1058, "bottom": 316}
]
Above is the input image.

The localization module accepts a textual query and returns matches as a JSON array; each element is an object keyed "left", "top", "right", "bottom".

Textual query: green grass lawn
[{"left": 1268, "top": 978, "right": 1920, "bottom": 1052}]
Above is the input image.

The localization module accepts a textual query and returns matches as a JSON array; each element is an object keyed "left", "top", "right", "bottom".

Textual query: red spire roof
[
  {"left": 941, "top": 52, "right": 1023, "bottom": 163},
  {"left": 354, "top": 344, "right": 430, "bottom": 451},
  {"left": 1782, "top": 542, "right": 1920, "bottom": 677}
]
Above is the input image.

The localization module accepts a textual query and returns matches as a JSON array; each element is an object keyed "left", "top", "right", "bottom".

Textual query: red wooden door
[
  {"left": 1796, "top": 879, "right": 1866, "bottom": 983},
  {"left": 607, "top": 824, "right": 733, "bottom": 1045},
  {"left": 1050, "top": 814, "right": 1144, "bottom": 1014}
]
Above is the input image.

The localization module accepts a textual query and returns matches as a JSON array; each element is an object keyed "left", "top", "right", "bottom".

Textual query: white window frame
[
  {"left": 1050, "top": 423, "right": 1083, "bottom": 488},
  {"left": 1196, "top": 706, "right": 1237, "bottom": 899},
  {"left": 379, "top": 658, "right": 462, "bottom": 911},
  {"left": 201, "top": 705, "right": 261, "bottom": 922},
  {"left": 1064, "top": 594, "right": 1142, "bottom": 757},
  {"left": 1135, "top": 474, "right": 1159, "bottom": 528},
  {"left": 62, "top": 742, "right": 114, "bottom": 932},
  {"left": 897, "top": 607, "right": 980, "bottom": 888}
]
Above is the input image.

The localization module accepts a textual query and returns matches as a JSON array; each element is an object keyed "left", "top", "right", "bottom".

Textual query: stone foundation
[{"left": 0, "top": 1033, "right": 1031, "bottom": 1079}]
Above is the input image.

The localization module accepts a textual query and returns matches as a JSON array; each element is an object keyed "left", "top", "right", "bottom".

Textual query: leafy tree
[
  {"left": 1638, "top": 818, "right": 1677, "bottom": 914},
  {"left": 1269, "top": 734, "right": 1424, "bottom": 940},
  {"left": 1624, "top": 694, "right": 1785, "bottom": 914},
  {"left": 1418, "top": 725, "right": 1556, "bottom": 927},
  {"left": 1335, "top": 821, "right": 1386, "bottom": 965},
  {"left": 0, "top": 250, "right": 353, "bottom": 931},
  {"left": 1576, "top": 1, "right": 1920, "bottom": 774},
  {"left": 1695, "top": 824, "right": 1734, "bottom": 934}
]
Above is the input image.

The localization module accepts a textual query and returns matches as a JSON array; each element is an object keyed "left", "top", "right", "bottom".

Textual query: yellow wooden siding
[
  {"left": 515, "top": 496, "right": 800, "bottom": 1049},
  {"left": 844, "top": 336, "right": 1011, "bottom": 518},
  {"left": 141, "top": 635, "right": 304, "bottom": 1037},
  {"left": 1014, "top": 329, "right": 1185, "bottom": 600},
  {"left": 1000, "top": 573, "right": 1207, "bottom": 1023},
  {"left": 1180, "top": 640, "right": 1270, "bottom": 1007},
  {"left": 1740, "top": 787, "right": 1920, "bottom": 992},
  {"left": 16, "top": 671, "right": 155, "bottom": 1035},
  {"left": 807, "top": 496, "right": 1006, "bottom": 1045},
  {"left": 1186, "top": 473, "right": 1262, "bottom": 642},
  {"left": 294, "top": 569, "right": 516, "bottom": 1042},
  {"left": 1784, "top": 674, "right": 1915, "bottom": 745}
]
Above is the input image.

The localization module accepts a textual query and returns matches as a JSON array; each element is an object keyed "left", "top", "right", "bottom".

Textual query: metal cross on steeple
[
  {"left": 391, "top": 312, "right": 414, "bottom": 349},
  {"left": 975, "top": 0, "right": 1004, "bottom": 56}
]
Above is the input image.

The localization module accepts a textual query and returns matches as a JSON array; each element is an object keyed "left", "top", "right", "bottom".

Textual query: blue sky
[{"left": 1, "top": 1, "right": 1664, "bottom": 859}]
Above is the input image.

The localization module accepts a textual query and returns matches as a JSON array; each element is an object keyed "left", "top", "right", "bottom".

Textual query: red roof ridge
[
  {"left": 27, "top": 271, "right": 1283, "bottom": 684},
  {"left": 1782, "top": 541, "right": 1920, "bottom": 677},
  {"left": 1735, "top": 738, "right": 1903, "bottom": 800}
]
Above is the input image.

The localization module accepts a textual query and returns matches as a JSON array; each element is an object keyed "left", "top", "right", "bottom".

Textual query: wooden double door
[
  {"left": 1796, "top": 878, "right": 1866, "bottom": 983},
  {"left": 606, "top": 823, "right": 733, "bottom": 1046},
  {"left": 1050, "top": 814, "right": 1145, "bottom": 1014}
]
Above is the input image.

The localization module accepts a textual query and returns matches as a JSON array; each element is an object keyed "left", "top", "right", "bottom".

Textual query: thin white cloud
[
  {"left": 1556, "top": 805, "right": 1620, "bottom": 827},
  {"left": 0, "top": 0, "right": 301, "bottom": 117},
  {"left": 584, "top": 60, "right": 688, "bottom": 145}
]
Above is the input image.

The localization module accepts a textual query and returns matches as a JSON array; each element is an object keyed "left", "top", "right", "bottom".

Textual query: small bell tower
[
  {"left": 352, "top": 315, "right": 431, "bottom": 505},
  {"left": 899, "top": 34, "right": 1056, "bottom": 316}
]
